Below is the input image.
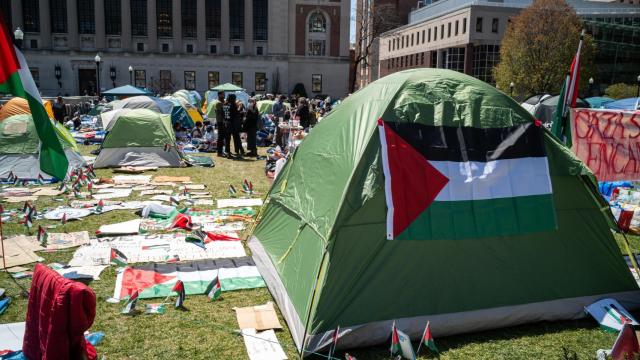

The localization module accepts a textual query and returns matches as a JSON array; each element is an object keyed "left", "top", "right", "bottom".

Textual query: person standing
[
  {"left": 295, "top": 97, "right": 311, "bottom": 130},
  {"left": 272, "top": 95, "right": 286, "bottom": 119},
  {"left": 52, "top": 96, "right": 67, "bottom": 124},
  {"left": 222, "top": 94, "right": 244, "bottom": 158},
  {"left": 244, "top": 98, "right": 260, "bottom": 157},
  {"left": 215, "top": 92, "right": 226, "bottom": 156}
]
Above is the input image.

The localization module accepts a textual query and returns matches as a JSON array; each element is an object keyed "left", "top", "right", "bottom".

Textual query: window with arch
[{"left": 307, "top": 11, "right": 329, "bottom": 56}]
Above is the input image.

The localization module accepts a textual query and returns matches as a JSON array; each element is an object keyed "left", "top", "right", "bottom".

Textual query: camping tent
[
  {"left": 586, "top": 96, "right": 615, "bottom": 109},
  {"left": 173, "top": 89, "right": 202, "bottom": 108},
  {"left": 104, "top": 95, "right": 193, "bottom": 127},
  {"left": 533, "top": 94, "right": 590, "bottom": 125},
  {"left": 0, "top": 97, "right": 55, "bottom": 121},
  {"left": 520, "top": 94, "right": 551, "bottom": 115},
  {"left": 163, "top": 95, "right": 203, "bottom": 125},
  {"left": 102, "top": 85, "right": 153, "bottom": 98},
  {"left": 249, "top": 69, "right": 640, "bottom": 354},
  {"left": 604, "top": 97, "right": 640, "bottom": 111},
  {"left": 94, "top": 109, "right": 182, "bottom": 168},
  {"left": 256, "top": 100, "right": 292, "bottom": 115},
  {"left": 0, "top": 114, "right": 85, "bottom": 179}
]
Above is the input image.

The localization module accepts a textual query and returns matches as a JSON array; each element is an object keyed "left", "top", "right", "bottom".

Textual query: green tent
[
  {"left": 256, "top": 100, "right": 291, "bottom": 115},
  {"left": 249, "top": 69, "right": 640, "bottom": 354},
  {"left": 0, "top": 114, "right": 85, "bottom": 179},
  {"left": 94, "top": 109, "right": 182, "bottom": 168},
  {"left": 211, "top": 83, "right": 244, "bottom": 92}
]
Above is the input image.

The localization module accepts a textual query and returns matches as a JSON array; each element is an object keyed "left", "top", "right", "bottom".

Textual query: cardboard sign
[
  {"left": 571, "top": 109, "right": 640, "bottom": 181},
  {"left": 235, "top": 302, "right": 283, "bottom": 331},
  {"left": 585, "top": 298, "right": 639, "bottom": 332}
]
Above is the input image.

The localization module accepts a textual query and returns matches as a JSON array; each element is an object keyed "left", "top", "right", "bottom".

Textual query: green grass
[{"left": 0, "top": 144, "right": 637, "bottom": 359}]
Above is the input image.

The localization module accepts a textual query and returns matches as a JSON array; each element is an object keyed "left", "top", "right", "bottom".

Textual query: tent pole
[{"left": 619, "top": 231, "right": 640, "bottom": 282}]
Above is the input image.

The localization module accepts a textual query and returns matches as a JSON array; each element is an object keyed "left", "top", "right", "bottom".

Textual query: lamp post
[
  {"left": 509, "top": 82, "right": 515, "bottom": 97},
  {"left": 94, "top": 53, "right": 102, "bottom": 98},
  {"left": 109, "top": 66, "right": 116, "bottom": 88},
  {"left": 588, "top": 77, "right": 594, "bottom": 97},
  {"left": 13, "top": 27, "right": 23, "bottom": 49},
  {"left": 129, "top": 66, "right": 134, "bottom": 86},
  {"left": 637, "top": 75, "right": 640, "bottom": 98},
  {"left": 54, "top": 65, "right": 62, "bottom": 89}
]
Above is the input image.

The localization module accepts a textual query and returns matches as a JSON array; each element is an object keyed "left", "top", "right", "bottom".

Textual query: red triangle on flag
[
  {"left": 120, "top": 268, "right": 177, "bottom": 299},
  {"left": 379, "top": 120, "right": 449, "bottom": 239}
]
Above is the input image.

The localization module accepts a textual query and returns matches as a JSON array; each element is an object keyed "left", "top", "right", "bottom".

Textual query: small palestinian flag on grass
[
  {"left": 416, "top": 321, "right": 438, "bottom": 355},
  {"left": 390, "top": 322, "right": 416, "bottom": 360},
  {"left": 170, "top": 196, "right": 180, "bottom": 206},
  {"left": 144, "top": 303, "right": 165, "bottom": 315},
  {"left": 172, "top": 280, "right": 186, "bottom": 308},
  {"left": 13, "top": 176, "right": 20, "bottom": 186},
  {"left": 228, "top": 184, "right": 237, "bottom": 197},
  {"left": 328, "top": 325, "right": 340, "bottom": 358},
  {"left": 22, "top": 201, "right": 32, "bottom": 214},
  {"left": 110, "top": 248, "right": 128, "bottom": 266},
  {"left": 87, "top": 182, "right": 93, "bottom": 195},
  {"left": 37, "top": 174, "right": 45, "bottom": 185},
  {"left": 185, "top": 229, "right": 207, "bottom": 250},
  {"left": 182, "top": 187, "right": 189, "bottom": 197},
  {"left": 37, "top": 225, "right": 48, "bottom": 247},
  {"left": 7, "top": 171, "right": 15, "bottom": 182},
  {"left": 242, "top": 179, "right": 253, "bottom": 195},
  {"left": 60, "top": 213, "right": 67, "bottom": 224},
  {"left": 206, "top": 276, "right": 222, "bottom": 301},
  {"left": 96, "top": 199, "right": 104, "bottom": 213},
  {"left": 345, "top": 354, "right": 357, "bottom": 360},
  {"left": 121, "top": 290, "right": 139, "bottom": 314},
  {"left": 58, "top": 181, "right": 68, "bottom": 193},
  {"left": 21, "top": 212, "right": 33, "bottom": 230}
]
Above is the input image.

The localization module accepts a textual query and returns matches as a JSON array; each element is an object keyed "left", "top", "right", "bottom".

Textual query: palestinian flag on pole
[
  {"left": 37, "top": 225, "right": 48, "bottom": 247},
  {"left": 378, "top": 120, "right": 555, "bottom": 240},
  {"left": 121, "top": 290, "right": 139, "bottom": 314},
  {"left": 0, "top": 19, "right": 68, "bottom": 180},
  {"left": 416, "top": 321, "right": 438, "bottom": 354},
  {"left": 171, "top": 280, "right": 186, "bottom": 308},
  {"left": 144, "top": 303, "right": 166, "bottom": 314},
  {"left": 389, "top": 322, "right": 416, "bottom": 360},
  {"left": 96, "top": 199, "right": 104, "bottom": 213},
  {"left": 185, "top": 229, "right": 207, "bottom": 249},
  {"left": 344, "top": 354, "right": 357, "bottom": 360},
  {"left": 551, "top": 30, "right": 585, "bottom": 147},
  {"left": 228, "top": 184, "right": 237, "bottom": 197},
  {"left": 328, "top": 325, "right": 340, "bottom": 358},
  {"left": 110, "top": 248, "right": 128, "bottom": 266},
  {"left": 114, "top": 257, "right": 265, "bottom": 300},
  {"left": 206, "top": 276, "right": 222, "bottom": 300}
]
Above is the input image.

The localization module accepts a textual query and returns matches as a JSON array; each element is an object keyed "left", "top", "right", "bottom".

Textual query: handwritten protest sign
[{"left": 571, "top": 108, "right": 640, "bottom": 181}]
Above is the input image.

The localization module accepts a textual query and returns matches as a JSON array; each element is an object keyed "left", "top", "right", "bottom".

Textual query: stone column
[
  {"left": 39, "top": 0, "right": 51, "bottom": 48},
  {"left": 197, "top": 0, "right": 206, "bottom": 54},
  {"left": 67, "top": 0, "right": 79, "bottom": 49},
  {"left": 244, "top": 0, "right": 253, "bottom": 55},
  {"left": 95, "top": 0, "right": 106, "bottom": 50},
  {"left": 121, "top": 0, "right": 131, "bottom": 51},
  {"left": 12, "top": 0, "right": 23, "bottom": 30},
  {"left": 172, "top": 0, "right": 182, "bottom": 52},
  {"left": 288, "top": 0, "right": 295, "bottom": 55},
  {"left": 147, "top": 0, "right": 157, "bottom": 52},
  {"left": 221, "top": 0, "right": 230, "bottom": 54},
  {"left": 463, "top": 43, "right": 474, "bottom": 75}
]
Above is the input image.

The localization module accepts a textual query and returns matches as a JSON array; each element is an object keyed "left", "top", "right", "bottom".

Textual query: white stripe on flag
[
  {"left": 378, "top": 122, "right": 395, "bottom": 240},
  {"left": 431, "top": 157, "right": 553, "bottom": 202},
  {"left": 15, "top": 46, "right": 44, "bottom": 104}
]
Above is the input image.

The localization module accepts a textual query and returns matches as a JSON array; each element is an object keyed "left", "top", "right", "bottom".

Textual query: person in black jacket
[
  {"left": 222, "top": 94, "right": 244, "bottom": 158},
  {"left": 244, "top": 98, "right": 260, "bottom": 157},
  {"left": 215, "top": 92, "right": 226, "bottom": 156},
  {"left": 295, "top": 97, "right": 311, "bottom": 130}
]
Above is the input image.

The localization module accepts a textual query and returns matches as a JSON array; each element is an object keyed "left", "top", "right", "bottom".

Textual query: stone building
[{"left": 0, "top": 0, "right": 351, "bottom": 97}]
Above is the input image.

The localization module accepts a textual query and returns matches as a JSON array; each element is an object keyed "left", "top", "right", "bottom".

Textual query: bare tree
[
  {"left": 352, "top": 1, "right": 402, "bottom": 92},
  {"left": 148, "top": 74, "right": 182, "bottom": 96}
]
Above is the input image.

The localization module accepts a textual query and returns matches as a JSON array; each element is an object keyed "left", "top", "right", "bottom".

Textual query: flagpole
[
  {"left": 390, "top": 321, "right": 395, "bottom": 358},
  {"left": 415, "top": 321, "right": 429, "bottom": 355}
]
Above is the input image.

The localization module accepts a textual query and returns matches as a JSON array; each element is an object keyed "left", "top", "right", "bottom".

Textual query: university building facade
[{"left": 0, "top": 0, "right": 351, "bottom": 97}]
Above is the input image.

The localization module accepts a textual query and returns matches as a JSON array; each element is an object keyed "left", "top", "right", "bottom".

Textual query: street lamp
[
  {"left": 509, "top": 82, "right": 515, "bottom": 97},
  {"left": 94, "top": 53, "right": 102, "bottom": 98},
  {"left": 588, "top": 77, "right": 594, "bottom": 97},
  {"left": 13, "top": 27, "right": 23, "bottom": 49},
  {"left": 54, "top": 65, "right": 62, "bottom": 88},
  {"left": 128, "top": 66, "right": 134, "bottom": 86},
  {"left": 109, "top": 66, "right": 116, "bottom": 88}
]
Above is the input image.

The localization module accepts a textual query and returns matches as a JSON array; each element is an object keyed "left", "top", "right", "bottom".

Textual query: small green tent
[
  {"left": 0, "top": 114, "right": 85, "bottom": 179},
  {"left": 94, "top": 109, "right": 182, "bottom": 168},
  {"left": 249, "top": 69, "right": 640, "bottom": 354}
]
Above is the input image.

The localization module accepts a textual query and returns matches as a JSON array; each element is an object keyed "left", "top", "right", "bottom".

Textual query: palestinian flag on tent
[
  {"left": 114, "top": 257, "right": 265, "bottom": 300},
  {"left": 0, "top": 18, "right": 68, "bottom": 180},
  {"left": 417, "top": 321, "right": 438, "bottom": 354},
  {"left": 377, "top": 120, "right": 556, "bottom": 240}
]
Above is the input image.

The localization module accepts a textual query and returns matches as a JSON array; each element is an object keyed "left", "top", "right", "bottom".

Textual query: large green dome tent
[
  {"left": 0, "top": 114, "right": 85, "bottom": 180},
  {"left": 94, "top": 109, "right": 182, "bottom": 168},
  {"left": 248, "top": 69, "right": 640, "bottom": 354}
]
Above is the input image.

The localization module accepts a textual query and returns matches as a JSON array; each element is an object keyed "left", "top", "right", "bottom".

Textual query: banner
[{"left": 571, "top": 108, "right": 640, "bottom": 181}]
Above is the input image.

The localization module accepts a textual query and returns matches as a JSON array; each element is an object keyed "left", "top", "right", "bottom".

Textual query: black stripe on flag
[
  {"left": 131, "top": 256, "right": 257, "bottom": 274},
  {"left": 383, "top": 122, "right": 545, "bottom": 162}
]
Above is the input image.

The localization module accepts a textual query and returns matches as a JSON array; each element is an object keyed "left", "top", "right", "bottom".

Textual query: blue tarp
[{"left": 603, "top": 97, "right": 640, "bottom": 110}]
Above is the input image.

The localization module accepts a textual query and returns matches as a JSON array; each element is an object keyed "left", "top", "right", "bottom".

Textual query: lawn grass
[{"left": 0, "top": 144, "right": 637, "bottom": 359}]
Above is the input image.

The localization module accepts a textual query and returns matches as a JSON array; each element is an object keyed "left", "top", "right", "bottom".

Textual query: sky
[{"left": 350, "top": 0, "right": 356, "bottom": 43}]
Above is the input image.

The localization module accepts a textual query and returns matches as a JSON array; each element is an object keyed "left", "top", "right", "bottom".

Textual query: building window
[
  {"left": 308, "top": 40, "right": 326, "bottom": 56},
  {"left": 411, "top": 33, "right": 414, "bottom": 46},
  {"left": 421, "top": 52, "right": 425, "bottom": 65},
  {"left": 473, "top": 44, "right": 500, "bottom": 83},
  {"left": 312, "top": 74, "right": 322, "bottom": 93},
  {"left": 455, "top": 20, "right": 459, "bottom": 36},
  {"left": 206, "top": 0, "right": 221, "bottom": 39},
  {"left": 22, "top": 0, "right": 39, "bottom": 32},
  {"left": 136, "top": 42, "right": 144, "bottom": 51},
  {"left": 476, "top": 17, "right": 483, "bottom": 33},
  {"left": 255, "top": 72, "right": 266, "bottom": 91},
  {"left": 77, "top": 0, "right": 95, "bottom": 34},
  {"left": 30, "top": 68, "right": 39, "bottom": 88},
  {"left": 463, "top": 18, "right": 467, "bottom": 34},
  {"left": 447, "top": 22, "right": 451, "bottom": 38},
  {"left": 50, "top": 0, "right": 67, "bottom": 33},
  {"left": 210, "top": 44, "right": 217, "bottom": 54},
  {"left": 253, "top": 0, "right": 268, "bottom": 41},
  {"left": 233, "top": 45, "right": 240, "bottom": 55},
  {"left": 428, "top": 28, "right": 431, "bottom": 42},
  {"left": 135, "top": 69, "right": 146, "bottom": 88},
  {"left": 186, "top": 44, "right": 194, "bottom": 53},
  {"left": 162, "top": 43, "right": 169, "bottom": 52},
  {"left": 431, "top": 51, "right": 437, "bottom": 68},
  {"left": 0, "top": 0, "right": 12, "bottom": 31},
  {"left": 104, "top": 0, "right": 121, "bottom": 35},
  {"left": 440, "top": 24, "right": 444, "bottom": 39},
  {"left": 256, "top": 46, "right": 263, "bottom": 55},
  {"left": 434, "top": 27, "right": 437, "bottom": 41},
  {"left": 492, "top": 18, "right": 499, "bottom": 33},
  {"left": 184, "top": 71, "right": 196, "bottom": 90},
  {"left": 388, "top": 41, "right": 391, "bottom": 52},
  {"left": 182, "top": 0, "right": 197, "bottom": 38},
  {"left": 160, "top": 70, "right": 172, "bottom": 92},
  {"left": 309, "top": 12, "right": 327, "bottom": 33},
  {"left": 446, "top": 47, "right": 465, "bottom": 72},
  {"left": 232, "top": 72, "right": 243, "bottom": 87},
  {"left": 30, "top": 39, "right": 38, "bottom": 49},
  {"left": 229, "top": 0, "right": 245, "bottom": 40},
  {"left": 131, "top": 0, "right": 147, "bottom": 36},
  {"left": 208, "top": 71, "right": 219, "bottom": 88},
  {"left": 157, "top": 0, "right": 172, "bottom": 37},
  {"left": 422, "top": 30, "right": 425, "bottom": 44}
]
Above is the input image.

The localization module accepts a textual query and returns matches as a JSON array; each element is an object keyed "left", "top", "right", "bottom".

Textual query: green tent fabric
[
  {"left": 256, "top": 100, "right": 291, "bottom": 115},
  {"left": 101, "top": 109, "right": 174, "bottom": 148},
  {"left": 211, "top": 83, "right": 244, "bottom": 92},
  {"left": 248, "top": 69, "right": 640, "bottom": 354}
]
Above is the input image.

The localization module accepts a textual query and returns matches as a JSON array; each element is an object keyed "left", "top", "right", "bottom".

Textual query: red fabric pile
[{"left": 23, "top": 264, "right": 97, "bottom": 360}]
